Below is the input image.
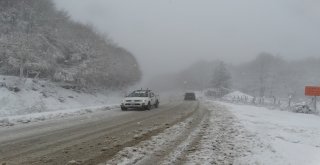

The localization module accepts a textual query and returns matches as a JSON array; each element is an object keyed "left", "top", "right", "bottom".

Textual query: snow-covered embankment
[
  {"left": 0, "top": 76, "right": 121, "bottom": 127},
  {"left": 216, "top": 101, "right": 320, "bottom": 165}
]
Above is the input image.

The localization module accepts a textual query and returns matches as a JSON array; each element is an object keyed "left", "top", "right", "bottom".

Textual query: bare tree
[
  {"left": 211, "top": 61, "right": 232, "bottom": 90},
  {"left": 0, "top": 0, "right": 141, "bottom": 89}
]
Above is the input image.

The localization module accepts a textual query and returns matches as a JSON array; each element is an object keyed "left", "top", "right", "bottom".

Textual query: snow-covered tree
[
  {"left": 211, "top": 61, "right": 232, "bottom": 90},
  {"left": 0, "top": 0, "right": 141, "bottom": 89}
]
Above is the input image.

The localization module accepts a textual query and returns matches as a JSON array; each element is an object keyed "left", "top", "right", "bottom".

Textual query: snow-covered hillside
[
  {"left": 0, "top": 76, "right": 121, "bottom": 126},
  {"left": 0, "top": 0, "right": 141, "bottom": 89}
]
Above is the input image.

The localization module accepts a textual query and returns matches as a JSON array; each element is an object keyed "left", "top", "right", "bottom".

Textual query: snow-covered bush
[{"left": 292, "top": 105, "right": 313, "bottom": 114}]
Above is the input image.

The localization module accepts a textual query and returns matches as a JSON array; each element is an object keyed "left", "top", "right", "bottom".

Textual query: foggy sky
[{"left": 54, "top": 0, "right": 320, "bottom": 78}]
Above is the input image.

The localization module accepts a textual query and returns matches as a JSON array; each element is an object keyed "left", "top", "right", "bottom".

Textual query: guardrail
[{"left": 217, "top": 95, "right": 318, "bottom": 115}]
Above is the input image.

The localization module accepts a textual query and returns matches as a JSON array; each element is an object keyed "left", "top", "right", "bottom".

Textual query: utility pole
[{"left": 314, "top": 96, "right": 317, "bottom": 113}]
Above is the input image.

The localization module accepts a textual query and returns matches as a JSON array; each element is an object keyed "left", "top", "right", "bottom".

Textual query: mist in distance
[{"left": 54, "top": 0, "right": 320, "bottom": 79}]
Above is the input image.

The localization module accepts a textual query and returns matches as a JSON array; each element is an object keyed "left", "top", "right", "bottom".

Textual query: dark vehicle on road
[{"left": 184, "top": 92, "right": 196, "bottom": 100}]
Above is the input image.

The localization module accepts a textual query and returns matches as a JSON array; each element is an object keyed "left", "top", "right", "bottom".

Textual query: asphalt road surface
[{"left": 0, "top": 100, "right": 206, "bottom": 165}]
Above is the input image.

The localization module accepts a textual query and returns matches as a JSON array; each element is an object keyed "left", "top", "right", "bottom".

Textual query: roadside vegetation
[{"left": 0, "top": 0, "right": 141, "bottom": 90}]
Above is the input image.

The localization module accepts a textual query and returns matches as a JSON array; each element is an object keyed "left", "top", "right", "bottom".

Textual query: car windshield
[{"left": 127, "top": 91, "right": 148, "bottom": 97}]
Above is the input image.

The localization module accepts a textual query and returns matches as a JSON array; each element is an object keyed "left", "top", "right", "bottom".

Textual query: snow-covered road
[
  {"left": 0, "top": 100, "right": 200, "bottom": 165},
  {"left": 1, "top": 98, "right": 319, "bottom": 165},
  {"left": 104, "top": 100, "right": 251, "bottom": 165}
]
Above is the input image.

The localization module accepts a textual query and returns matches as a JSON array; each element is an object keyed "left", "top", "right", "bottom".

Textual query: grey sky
[{"left": 54, "top": 0, "right": 320, "bottom": 78}]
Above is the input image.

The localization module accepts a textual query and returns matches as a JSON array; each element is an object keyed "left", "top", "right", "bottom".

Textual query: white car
[{"left": 121, "top": 89, "right": 159, "bottom": 111}]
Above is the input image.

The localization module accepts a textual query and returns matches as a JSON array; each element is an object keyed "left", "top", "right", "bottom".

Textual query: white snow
[
  {"left": 222, "top": 91, "right": 254, "bottom": 102},
  {"left": 105, "top": 101, "right": 247, "bottom": 165},
  {"left": 104, "top": 117, "right": 196, "bottom": 165},
  {"left": 106, "top": 99, "right": 320, "bottom": 164},
  {"left": 0, "top": 104, "right": 119, "bottom": 127},
  {"left": 217, "top": 101, "right": 320, "bottom": 165},
  {"left": 0, "top": 76, "right": 121, "bottom": 127}
]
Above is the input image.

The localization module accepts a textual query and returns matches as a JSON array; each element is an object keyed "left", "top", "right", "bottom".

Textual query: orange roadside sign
[{"left": 305, "top": 86, "right": 320, "bottom": 96}]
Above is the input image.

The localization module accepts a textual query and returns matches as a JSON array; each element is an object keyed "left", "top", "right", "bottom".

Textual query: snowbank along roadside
[
  {"left": 0, "top": 76, "right": 121, "bottom": 127},
  {"left": 217, "top": 101, "right": 320, "bottom": 165}
]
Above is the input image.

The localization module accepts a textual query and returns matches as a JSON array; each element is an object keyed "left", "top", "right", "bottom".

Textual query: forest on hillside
[
  {"left": 232, "top": 53, "right": 320, "bottom": 98},
  {"left": 149, "top": 53, "right": 320, "bottom": 99},
  {"left": 0, "top": 0, "right": 141, "bottom": 89}
]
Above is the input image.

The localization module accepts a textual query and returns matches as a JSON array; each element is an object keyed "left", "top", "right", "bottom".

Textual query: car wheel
[
  {"left": 154, "top": 100, "right": 159, "bottom": 108},
  {"left": 145, "top": 102, "right": 151, "bottom": 110}
]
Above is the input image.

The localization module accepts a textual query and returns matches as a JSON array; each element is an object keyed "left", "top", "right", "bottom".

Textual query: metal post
[{"left": 315, "top": 96, "right": 317, "bottom": 113}]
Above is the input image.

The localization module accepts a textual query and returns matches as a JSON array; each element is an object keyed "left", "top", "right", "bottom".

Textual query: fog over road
[{"left": 54, "top": 0, "right": 320, "bottom": 78}]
